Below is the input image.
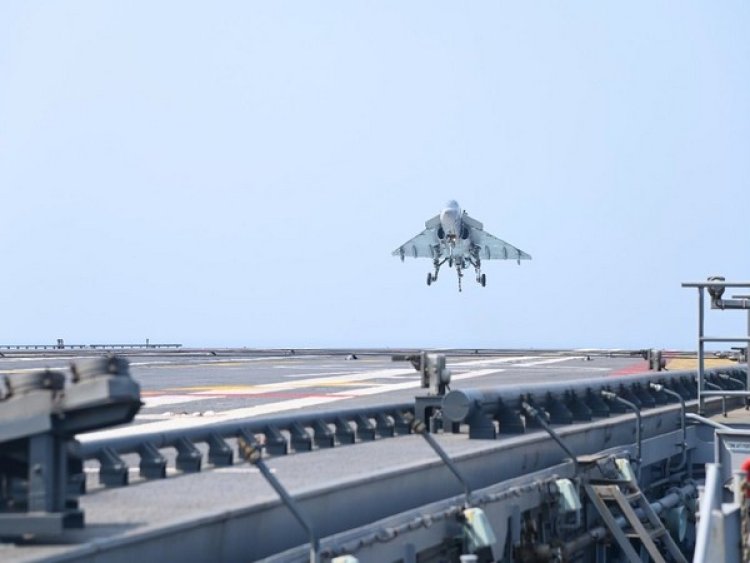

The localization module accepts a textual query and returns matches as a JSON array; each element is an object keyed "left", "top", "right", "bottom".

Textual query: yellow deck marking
[
  {"left": 81, "top": 368, "right": 502, "bottom": 438},
  {"left": 170, "top": 381, "right": 372, "bottom": 393},
  {"left": 151, "top": 361, "right": 254, "bottom": 369},
  {"left": 162, "top": 368, "right": 418, "bottom": 395},
  {"left": 666, "top": 358, "right": 737, "bottom": 370}
]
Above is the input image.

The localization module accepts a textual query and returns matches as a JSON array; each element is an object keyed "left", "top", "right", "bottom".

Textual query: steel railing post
[
  {"left": 698, "top": 286, "right": 706, "bottom": 415},
  {"left": 408, "top": 415, "right": 473, "bottom": 507},
  {"left": 238, "top": 435, "right": 320, "bottom": 563},
  {"left": 601, "top": 391, "right": 642, "bottom": 481}
]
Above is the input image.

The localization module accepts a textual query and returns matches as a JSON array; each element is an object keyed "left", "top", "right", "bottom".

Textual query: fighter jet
[{"left": 392, "top": 200, "right": 531, "bottom": 292}]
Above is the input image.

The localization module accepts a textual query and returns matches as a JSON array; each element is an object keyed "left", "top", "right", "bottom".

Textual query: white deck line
[{"left": 79, "top": 368, "right": 502, "bottom": 441}]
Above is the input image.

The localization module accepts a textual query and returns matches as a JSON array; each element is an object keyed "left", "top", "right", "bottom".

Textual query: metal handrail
[
  {"left": 441, "top": 367, "right": 745, "bottom": 425},
  {"left": 77, "top": 401, "right": 416, "bottom": 486},
  {"left": 693, "top": 463, "right": 722, "bottom": 562},
  {"left": 78, "top": 402, "right": 414, "bottom": 456}
]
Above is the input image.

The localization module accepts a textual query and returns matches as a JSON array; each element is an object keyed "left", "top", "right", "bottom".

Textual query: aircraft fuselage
[{"left": 439, "top": 200, "right": 462, "bottom": 241}]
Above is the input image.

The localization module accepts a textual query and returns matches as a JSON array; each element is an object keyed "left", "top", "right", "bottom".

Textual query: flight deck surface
[{"left": 0, "top": 351, "right": 650, "bottom": 415}]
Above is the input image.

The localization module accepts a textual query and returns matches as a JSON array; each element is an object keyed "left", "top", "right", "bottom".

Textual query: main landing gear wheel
[
  {"left": 480, "top": 273, "right": 486, "bottom": 287},
  {"left": 426, "top": 273, "right": 432, "bottom": 286}
]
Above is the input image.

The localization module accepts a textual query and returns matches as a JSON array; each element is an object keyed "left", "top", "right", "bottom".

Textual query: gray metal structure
[
  {"left": 392, "top": 200, "right": 531, "bottom": 291},
  {"left": 0, "top": 357, "right": 141, "bottom": 537},
  {"left": 682, "top": 277, "right": 750, "bottom": 414},
  {"left": 78, "top": 403, "right": 414, "bottom": 486},
  {"left": 71, "top": 363, "right": 743, "bottom": 489},
  {"left": 3, "top": 349, "right": 750, "bottom": 561}
]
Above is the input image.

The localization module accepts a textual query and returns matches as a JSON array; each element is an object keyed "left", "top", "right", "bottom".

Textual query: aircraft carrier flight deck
[{"left": 2, "top": 343, "right": 749, "bottom": 562}]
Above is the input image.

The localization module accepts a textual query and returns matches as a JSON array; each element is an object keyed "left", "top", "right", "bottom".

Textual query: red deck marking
[{"left": 610, "top": 361, "right": 650, "bottom": 376}]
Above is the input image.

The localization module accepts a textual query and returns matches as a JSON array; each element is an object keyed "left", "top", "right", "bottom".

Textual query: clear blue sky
[{"left": 1, "top": 3, "right": 748, "bottom": 349}]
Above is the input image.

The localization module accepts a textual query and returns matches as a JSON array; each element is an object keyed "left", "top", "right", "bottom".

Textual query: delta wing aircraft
[{"left": 392, "top": 200, "right": 531, "bottom": 292}]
